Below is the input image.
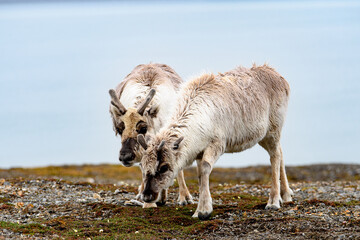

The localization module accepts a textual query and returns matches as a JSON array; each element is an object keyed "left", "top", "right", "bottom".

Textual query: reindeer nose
[
  {"left": 119, "top": 152, "right": 135, "bottom": 166},
  {"left": 142, "top": 193, "right": 155, "bottom": 203}
]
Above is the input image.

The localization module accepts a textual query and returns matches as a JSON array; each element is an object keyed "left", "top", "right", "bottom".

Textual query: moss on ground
[
  {"left": 0, "top": 222, "right": 51, "bottom": 235},
  {"left": 0, "top": 183, "right": 272, "bottom": 239},
  {"left": 1, "top": 164, "right": 360, "bottom": 239},
  {"left": 0, "top": 203, "right": 229, "bottom": 239},
  {"left": 0, "top": 164, "right": 142, "bottom": 182}
]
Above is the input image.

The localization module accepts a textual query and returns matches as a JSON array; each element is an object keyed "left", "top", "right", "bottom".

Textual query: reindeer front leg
[
  {"left": 155, "top": 188, "right": 168, "bottom": 206},
  {"left": 177, "top": 170, "right": 194, "bottom": 205},
  {"left": 135, "top": 181, "right": 144, "bottom": 200},
  {"left": 192, "top": 141, "right": 223, "bottom": 220}
]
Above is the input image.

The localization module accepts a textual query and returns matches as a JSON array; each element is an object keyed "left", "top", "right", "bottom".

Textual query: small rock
[
  {"left": 284, "top": 210, "right": 295, "bottom": 215},
  {"left": 15, "top": 202, "right": 24, "bottom": 209},
  {"left": 93, "top": 193, "right": 101, "bottom": 200},
  {"left": 86, "top": 178, "right": 95, "bottom": 184}
]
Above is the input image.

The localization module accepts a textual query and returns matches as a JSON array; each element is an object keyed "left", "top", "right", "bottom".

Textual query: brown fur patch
[
  {"left": 110, "top": 63, "right": 183, "bottom": 137},
  {"left": 120, "top": 108, "right": 146, "bottom": 140}
]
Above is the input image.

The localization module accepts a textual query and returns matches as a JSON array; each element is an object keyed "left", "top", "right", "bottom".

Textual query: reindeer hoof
[
  {"left": 282, "top": 193, "right": 293, "bottom": 203},
  {"left": 178, "top": 199, "right": 194, "bottom": 206},
  {"left": 178, "top": 200, "right": 187, "bottom": 206},
  {"left": 265, "top": 204, "right": 280, "bottom": 210},
  {"left": 156, "top": 200, "right": 166, "bottom": 206},
  {"left": 282, "top": 189, "right": 294, "bottom": 202},
  {"left": 198, "top": 211, "right": 212, "bottom": 220},
  {"left": 177, "top": 195, "right": 195, "bottom": 206}
]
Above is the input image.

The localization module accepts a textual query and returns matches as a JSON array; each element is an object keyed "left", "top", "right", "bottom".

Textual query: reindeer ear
[
  {"left": 147, "top": 104, "right": 159, "bottom": 118},
  {"left": 157, "top": 140, "right": 165, "bottom": 152},
  {"left": 173, "top": 136, "right": 184, "bottom": 150},
  {"left": 137, "top": 134, "right": 148, "bottom": 150},
  {"left": 110, "top": 104, "right": 121, "bottom": 118}
]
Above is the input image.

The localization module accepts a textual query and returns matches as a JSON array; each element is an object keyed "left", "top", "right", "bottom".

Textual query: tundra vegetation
[
  {"left": 108, "top": 63, "right": 193, "bottom": 207},
  {"left": 139, "top": 64, "right": 293, "bottom": 220},
  {"left": 1, "top": 164, "right": 360, "bottom": 239}
]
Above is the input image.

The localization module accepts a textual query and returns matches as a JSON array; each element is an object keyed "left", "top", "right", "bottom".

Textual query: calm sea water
[{"left": 0, "top": 1, "right": 359, "bottom": 168}]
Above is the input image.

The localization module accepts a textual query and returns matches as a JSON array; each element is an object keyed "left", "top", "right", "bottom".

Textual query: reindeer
[
  {"left": 137, "top": 64, "right": 294, "bottom": 219},
  {"left": 109, "top": 63, "right": 193, "bottom": 207}
]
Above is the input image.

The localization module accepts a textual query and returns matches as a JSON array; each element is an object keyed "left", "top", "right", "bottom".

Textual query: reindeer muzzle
[
  {"left": 119, "top": 138, "right": 137, "bottom": 166},
  {"left": 141, "top": 191, "right": 159, "bottom": 203},
  {"left": 119, "top": 152, "right": 135, "bottom": 166}
]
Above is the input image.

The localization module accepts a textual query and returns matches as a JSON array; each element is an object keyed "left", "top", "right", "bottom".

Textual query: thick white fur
[
  {"left": 111, "top": 63, "right": 193, "bottom": 207},
  {"left": 119, "top": 81, "right": 178, "bottom": 135},
  {"left": 142, "top": 64, "right": 293, "bottom": 218}
]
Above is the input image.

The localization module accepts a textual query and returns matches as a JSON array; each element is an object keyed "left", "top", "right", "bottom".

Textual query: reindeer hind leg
[{"left": 259, "top": 135, "right": 282, "bottom": 210}]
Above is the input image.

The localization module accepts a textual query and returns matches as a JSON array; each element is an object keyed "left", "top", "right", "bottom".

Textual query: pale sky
[{"left": 0, "top": 1, "right": 359, "bottom": 168}]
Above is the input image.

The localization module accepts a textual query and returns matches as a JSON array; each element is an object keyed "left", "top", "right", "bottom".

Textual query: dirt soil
[{"left": 0, "top": 164, "right": 360, "bottom": 239}]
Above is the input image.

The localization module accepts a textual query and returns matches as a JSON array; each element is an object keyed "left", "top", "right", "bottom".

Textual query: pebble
[
  {"left": 1, "top": 170, "right": 360, "bottom": 239},
  {"left": 86, "top": 178, "right": 95, "bottom": 184},
  {"left": 0, "top": 178, "right": 136, "bottom": 230},
  {"left": 93, "top": 193, "right": 102, "bottom": 199}
]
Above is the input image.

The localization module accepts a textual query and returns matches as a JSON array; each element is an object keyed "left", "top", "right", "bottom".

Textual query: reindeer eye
[
  {"left": 136, "top": 122, "right": 148, "bottom": 134},
  {"left": 159, "top": 164, "right": 169, "bottom": 174},
  {"left": 138, "top": 127, "right": 147, "bottom": 134},
  {"left": 116, "top": 122, "right": 125, "bottom": 135}
]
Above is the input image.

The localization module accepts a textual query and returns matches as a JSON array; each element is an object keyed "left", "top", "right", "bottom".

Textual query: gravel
[{"left": 1, "top": 165, "right": 360, "bottom": 239}]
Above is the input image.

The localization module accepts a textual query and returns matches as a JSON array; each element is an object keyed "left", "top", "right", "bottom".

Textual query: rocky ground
[{"left": 0, "top": 164, "right": 360, "bottom": 239}]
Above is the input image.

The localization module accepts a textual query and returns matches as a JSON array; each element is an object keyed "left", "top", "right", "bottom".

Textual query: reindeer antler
[
  {"left": 109, "top": 89, "right": 126, "bottom": 115},
  {"left": 157, "top": 140, "right": 165, "bottom": 152},
  {"left": 137, "top": 89, "right": 156, "bottom": 115}
]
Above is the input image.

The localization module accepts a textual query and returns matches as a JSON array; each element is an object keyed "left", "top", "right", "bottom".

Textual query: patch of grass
[
  {"left": 343, "top": 200, "right": 360, "bottom": 206},
  {"left": 0, "top": 221, "right": 52, "bottom": 235},
  {"left": 0, "top": 190, "right": 267, "bottom": 239},
  {"left": 0, "top": 164, "right": 273, "bottom": 185},
  {"left": 213, "top": 191, "right": 266, "bottom": 208},
  {"left": 46, "top": 206, "right": 201, "bottom": 238},
  {"left": 0, "top": 164, "right": 142, "bottom": 182}
]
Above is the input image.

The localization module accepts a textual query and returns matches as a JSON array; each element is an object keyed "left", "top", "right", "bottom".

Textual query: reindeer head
[
  {"left": 137, "top": 134, "right": 184, "bottom": 203},
  {"left": 109, "top": 89, "right": 159, "bottom": 167}
]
